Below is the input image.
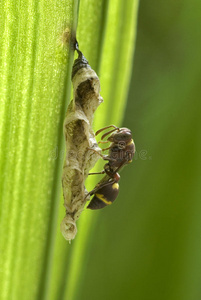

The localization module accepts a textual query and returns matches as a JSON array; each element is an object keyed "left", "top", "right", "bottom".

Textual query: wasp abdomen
[{"left": 87, "top": 182, "right": 119, "bottom": 210}]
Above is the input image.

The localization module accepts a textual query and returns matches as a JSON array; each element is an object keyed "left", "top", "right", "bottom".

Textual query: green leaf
[
  {"left": 0, "top": 1, "right": 78, "bottom": 299},
  {"left": 0, "top": 0, "right": 139, "bottom": 299}
]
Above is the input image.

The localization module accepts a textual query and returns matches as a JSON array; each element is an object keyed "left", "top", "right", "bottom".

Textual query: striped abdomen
[{"left": 87, "top": 182, "right": 119, "bottom": 210}]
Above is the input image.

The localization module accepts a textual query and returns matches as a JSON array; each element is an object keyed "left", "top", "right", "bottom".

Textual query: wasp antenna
[
  {"left": 101, "top": 128, "right": 119, "bottom": 140},
  {"left": 95, "top": 125, "right": 118, "bottom": 136}
]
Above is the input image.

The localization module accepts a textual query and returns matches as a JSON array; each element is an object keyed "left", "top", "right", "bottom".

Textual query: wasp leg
[
  {"left": 87, "top": 147, "right": 116, "bottom": 161},
  {"left": 88, "top": 170, "right": 105, "bottom": 175},
  {"left": 102, "top": 146, "right": 112, "bottom": 151},
  {"left": 98, "top": 140, "right": 109, "bottom": 144},
  {"left": 85, "top": 179, "right": 116, "bottom": 199},
  {"left": 95, "top": 125, "right": 118, "bottom": 136}
]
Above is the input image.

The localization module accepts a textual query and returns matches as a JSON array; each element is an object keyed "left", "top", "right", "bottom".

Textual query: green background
[{"left": 79, "top": 1, "right": 201, "bottom": 300}]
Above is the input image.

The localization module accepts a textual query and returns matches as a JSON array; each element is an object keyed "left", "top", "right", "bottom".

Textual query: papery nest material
[{"left": 61, "top": 48, "right": 103, "bottom": 241}]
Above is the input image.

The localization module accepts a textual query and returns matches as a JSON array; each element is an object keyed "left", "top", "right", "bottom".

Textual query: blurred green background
[{"left": 78, "top": 1, "right": 201, "bottom": 300}]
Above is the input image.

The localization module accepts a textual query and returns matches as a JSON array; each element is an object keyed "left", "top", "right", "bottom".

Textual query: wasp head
[{"left": 107, "top": 128, "right": 132, "bottom": 145}]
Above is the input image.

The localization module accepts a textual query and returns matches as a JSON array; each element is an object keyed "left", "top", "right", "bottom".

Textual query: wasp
[{"left": 86, "top": 125, "right": 135, "bottom": 210}]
